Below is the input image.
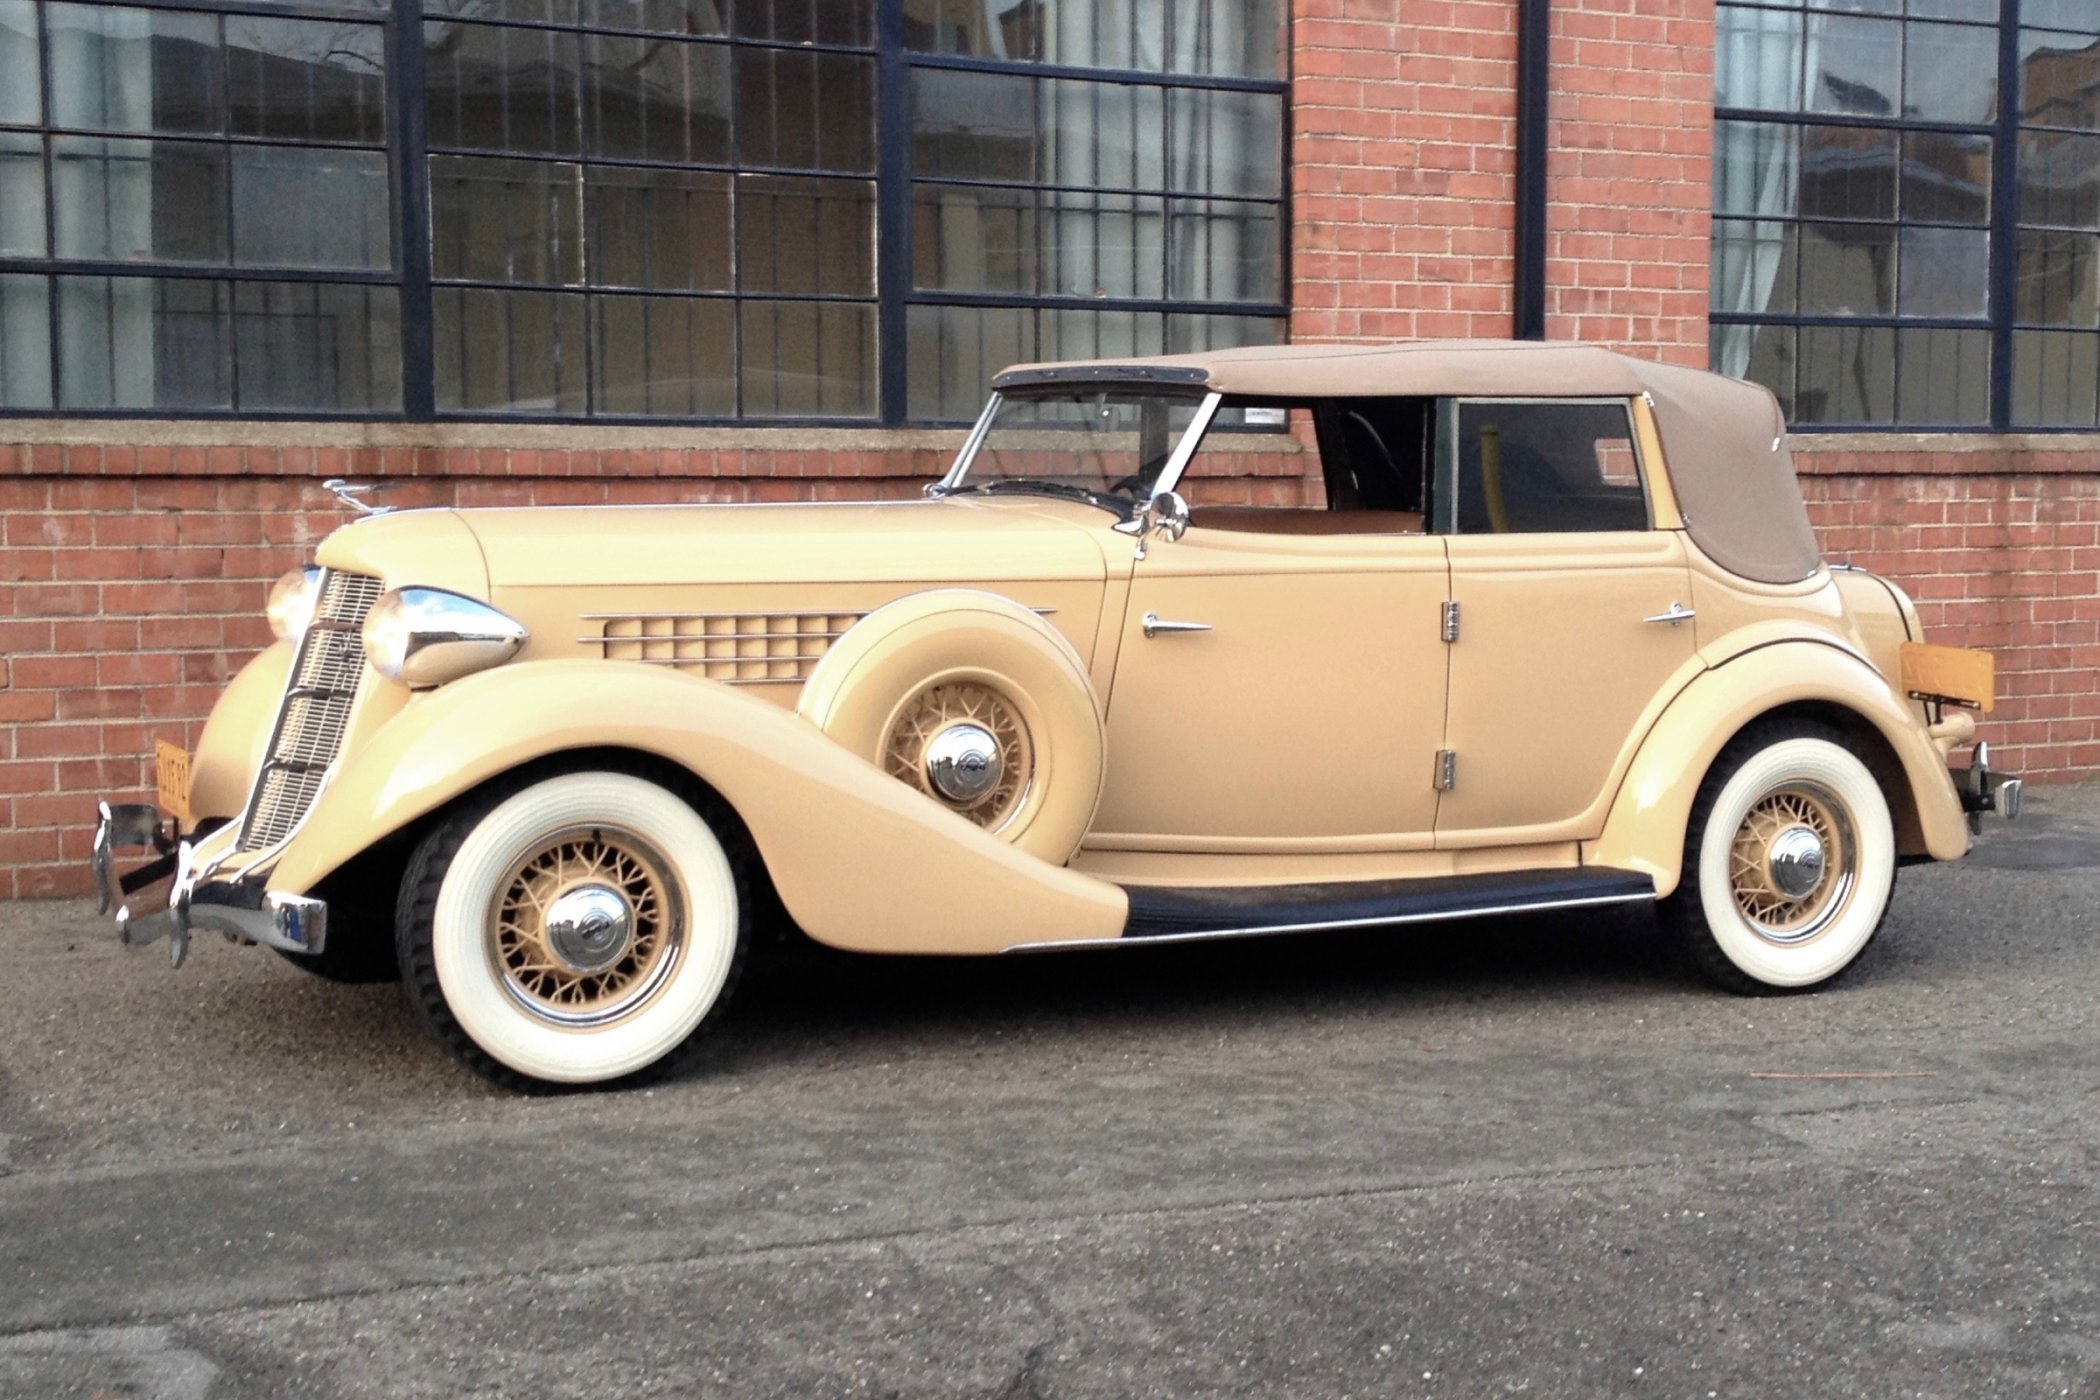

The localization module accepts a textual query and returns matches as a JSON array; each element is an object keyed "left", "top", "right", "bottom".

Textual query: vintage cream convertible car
[{"left": 92, "top": 342, "right": 2020, "bottom": 1087}]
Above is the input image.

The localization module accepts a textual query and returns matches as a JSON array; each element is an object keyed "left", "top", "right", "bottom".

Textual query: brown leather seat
[{"left": 1189, "top": 507, "right": 1425, "bottom": 536}]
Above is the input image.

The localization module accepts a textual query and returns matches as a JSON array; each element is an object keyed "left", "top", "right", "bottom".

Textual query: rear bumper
[
  {"left": 92, "top": 801, "right": 328, "bottom": 967},
  {"left": 1952, "top": 742, "right": 2023, "bottom": 833}
]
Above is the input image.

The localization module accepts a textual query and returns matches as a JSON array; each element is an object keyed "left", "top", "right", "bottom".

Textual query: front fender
[
  {"left": 190, "top": 643, "right": 294, "bottom": 821},
  {"left": 1588, "top": 640, "right": 1969, "bottom": 896},
  {"left": 263, "top": 659, "right": 1128, "bottom": 954}
]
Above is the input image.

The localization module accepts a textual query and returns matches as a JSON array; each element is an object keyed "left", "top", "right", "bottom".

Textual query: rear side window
[{"left": 1445, "top": 399, "right": 1648, "bottom": 534}]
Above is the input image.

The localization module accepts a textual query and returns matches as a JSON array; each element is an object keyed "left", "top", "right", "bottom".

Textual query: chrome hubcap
[
  {"left": 924, "top": 723, "right": 1002, "bottom": 804},
  {"left": 543, "top": 883, "right": 633, "bottom": 973},
  {"left": 1766, "top": 826, "right": 1827, "bottom": 900}
]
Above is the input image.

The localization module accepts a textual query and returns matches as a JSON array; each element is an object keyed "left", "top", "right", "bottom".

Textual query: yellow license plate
[
  {"left": 155, "top": 739, "right": 193, "bottom": 823},
  {"left": 1899, "top": 642, "right": 1995, "bottom": 713}
]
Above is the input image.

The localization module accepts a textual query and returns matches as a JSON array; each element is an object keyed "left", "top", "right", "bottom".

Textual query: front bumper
[
  {"left": 92, "top": 802, "right": 328, "bottom": 967},
  {"left": 1953, "top": 741, "right": 2023, "bottom": 835}
]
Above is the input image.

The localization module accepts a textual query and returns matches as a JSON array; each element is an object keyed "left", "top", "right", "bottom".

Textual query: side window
[{"left": 1445, "top": 400, "right": 1648, "bottom": 535}]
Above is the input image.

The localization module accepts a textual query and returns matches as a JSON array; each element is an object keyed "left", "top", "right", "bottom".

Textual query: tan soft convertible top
[{"left": 994, "top": 340, "right": 1822, "bottom": 586}]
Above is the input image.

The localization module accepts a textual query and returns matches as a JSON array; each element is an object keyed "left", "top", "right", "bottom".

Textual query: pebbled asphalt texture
[{"left": 2, "top": 787, "right": 2098, "bottom": 1399}]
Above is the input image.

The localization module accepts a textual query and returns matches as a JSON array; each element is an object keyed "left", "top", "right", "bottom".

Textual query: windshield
[{"left": 942, "top": 389, "right": 1213, "bottom": 514}]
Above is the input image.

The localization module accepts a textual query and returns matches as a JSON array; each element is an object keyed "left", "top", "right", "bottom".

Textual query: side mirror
[{"left": 1115, "top": 490, "right": 1191, "bottom": 558}]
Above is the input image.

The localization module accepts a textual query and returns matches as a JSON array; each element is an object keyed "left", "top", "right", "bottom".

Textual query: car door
[
  {"left": 1090, "top": 523, "right": 1451, "bottom": 851},
  {"left": 1433, "top": 397, "right": 1699, "bottom": 847}
]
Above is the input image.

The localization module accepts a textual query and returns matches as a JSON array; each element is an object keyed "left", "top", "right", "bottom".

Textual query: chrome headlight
[
  {"left": 361, "top": 587, "right": 528, "bottom": 689},
  {"left": 266, "top": 566, "right": 322, "bottom": 643}
]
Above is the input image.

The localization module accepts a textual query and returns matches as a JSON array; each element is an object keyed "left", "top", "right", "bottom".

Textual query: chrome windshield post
[
  {"left": 1144, "top": 391, "right": 1225, "bottom": 504},
  {"left": 927, "top": 392, "right": 1003, "bottom": 497}
]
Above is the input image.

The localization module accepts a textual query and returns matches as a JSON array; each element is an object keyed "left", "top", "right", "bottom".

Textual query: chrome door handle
[
  {"left": 1142, "top": 612, "right": 1213, "bottom": 639},
  {"left": 1642, "top": 602, "right": 1696, "bottom": 625}
]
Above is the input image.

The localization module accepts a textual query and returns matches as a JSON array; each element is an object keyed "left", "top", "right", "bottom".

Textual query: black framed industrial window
[
  {"left": 0, "top": 0, "right": 1288, "bottom": 425},
  {"left": 1712, "top": 0, "right": 2100, "bottom": 431}
]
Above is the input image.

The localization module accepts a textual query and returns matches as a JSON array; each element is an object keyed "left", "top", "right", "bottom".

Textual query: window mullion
[
  {"left": 875, "top": 0, "right": 908, "bottom": 426},
  {"left": 393, "top": 0, "right": 434, "bottom": 420},
  {"left": 1990, "top": 0, "right": 2021, "bottom": 432}
]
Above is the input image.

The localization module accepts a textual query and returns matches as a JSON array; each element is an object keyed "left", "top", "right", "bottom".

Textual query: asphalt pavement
[{"left": 2, "top": 788, "right": 2097, "bottom": 1399}]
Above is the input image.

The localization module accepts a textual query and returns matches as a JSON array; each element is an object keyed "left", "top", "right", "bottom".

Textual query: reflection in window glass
[
  {"left": 1169, "top": 199, "right": 1281, "bottom": 303},
  {"left": 1717, "top": 6, "right": 1803, "bottom": 112},
  {"left": 0, "top": 275, "right": 51, "bottom": 410},
  {"left": 583, "top": 32, "right": 731, "bottom": 164},
  {"left": 736, "top": 0, "right": 873, "bottom": 48},
  {"left": 1801, "top": 221, "right": 1894, "bottom": 314},
  {"left": 913, "top": 185, "right": 1167, "bottom": 298},
  {"left": 1713, "top": 219, "right": 1798, "bottom": 315},
  {"left": 587, "top": 167, "right": 731, "bottom": 290},
  {"left": 233, "top": 148, "right": 392, "bottom": 270},
  {"left": 58, "top": 275, "right": 232, "bottom": 410},
  {"left": 735, "top": 175, "right": 874, "bottom": 297},
  {"left": 1714, "top": 121, "right": 1798, "bottom": 215},
  {"left": 0, "top": 0, "right": 39, "bottom": 126},
  {"left": 0, "top": 132, "right": 44, "bottom": 257},
  {"left": 434, "top": 287, "right": 588, "bottom": 413},
  {"left": 225, "top": 16, "right": 388, "bottom": 144},
  {"left": 1905, "top": 22, "right": 1997, "bottom": 125},
  {"left": 585, "top": 0, "right": 727, "bottom": 36},
  {"left": 739, "top": 299, "right": 876, "bottom": 418},
  {"left": 424, "top": 22, "right": 584, "bottom": 156},
  {"left": 733, "top": 48, "right": 876, "bottom": 172},
  {"left": 233, "top": 282, "right": 402, "bottom": 413},
  {"left": 2016, "top": 229, "right": 2100, "bottom": 327},
  {"left": 1799, "top": 324, "right": 1895, "bottom": 424},
  {"left": 1898, "top": 226, "right": 1988, "bottom": 317},
  {"left": 1169, "top": 88, "right": 1282, "bottom": 198},
  {"left": 1166, "top": 311, "right": 1281, "bottom": 354},
  {"left": 1807, "top": 14, "right": 1900, "bottom": 117},
  {"left": 1896, "top": 328, "right": 1990, "bottom": 425},
  {"left": 591, "top": 293, "right": 734, "bottom": 417},
  {"left": 53, "top": 137, "right": 229, "bottom": 264},
  {"left": 1901, "top": 132, "right": 1990, "bottom": 224},
  {"left": 1800, "top": 126, "right": 1897, "bottom": 220},
  {"left": 2021, "top": 29, "right": 2100, "bottom": 131},
  {"left": 429, "top": 156, "right": 584, "bottom": 285},
  {"left": 47, "top": 4, "right": 221, "bottom": 135},
  {"left": 2012, "top": 330, "right": 2100, "bottom": 426}
]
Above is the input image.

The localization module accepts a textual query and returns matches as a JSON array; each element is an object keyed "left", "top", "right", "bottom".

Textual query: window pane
[
  {"left": 1798, "top": 324, "right": 1895, "bottom": 423},
  {"left": 47, "top": 4, "right": 221, "bottom": 135},
  {"left": 1170, "top": 88, "right": 1280, "bottom": 197},
  {"left": 2021, "top": 29, "right": 2100, "bottom": 130},
  {"left": 233, "top": 282, "right": 401, "bottom": 412},
  {"left": 1898, "top": 225, "right": 1989, "bottom": 316},
  {"left": 1452, "top": 402, "right": 1648, "bottom": 535},
  {"left": 425, "top": 0, "right": 580, "bottom": 21},
  {"left": 58, "top": 275, "right": 231, "bottom": 410},
  {"left": 0, "top": 132, "right": 44, "bottom": 256},
  {"left": 1712, "top": 322, "right": 1798, "bottom": 419},
  {"left": 738, "top": 298, "right": 875, "bottom": 417},
  {"left": 1801, "top": 221, "right": 1894, "bottom": 313},
  {"left": 1038, "top": 305, "right": 1164, "bottom": 361},
  {"left": 735, "top": 0, "right": 875, "bottom": 47},
  {"left": 584, "top": 0, "right": 727, "bottom": 37},
  {"left": 2016, "top": 228, "right": 2100, "bottom": 326},
  {"left": 2023, "top": 0, "right": 2099, "bottom": 33},
  {"left": 1717, "top": 6, "right": 1804, "bottom": 112},
  {"left": 911, "top": 69, "right": 1171, "bottom": 190},
  {"left": 53, "top": 137, "right": 229, "bottom": 264},
  {"left": 907, "top": 0, "right": 1163, "bottom": 70},
  {"left": 0, "top": 0, "right": 39, "bottom": 125},
  {"left": 907, "top": 303, "right": 1034, "bottom": 421},
  {"left": 911, "top": 69, "right": 1036, "bottom": 182},
  {"left": 1166, "top": 311, "right": 1282, "bottom": 353},
  {"left": 1896, "top": 327, "right": 1991, "bottom": 424},
  {"left": 1168, "top": 0, "right": 1280, "bottom": 80},
  {"left": 225, "top": 16, "right": 387, "bottom": 144},
  {"left": 734, "top": 48, "right": 875, "bottom": 172},
  {"left": 591, "top": 293, "right": 734, "bottom": 416},
  {"left": 912, "top": 184, "right": 1166, "bottom": 297},
  {"left": 1169, "top": 198, "right": 1280, "bottom": 302},
  {"left": 586, "top": 166, "right": 730, "bottom": 289},
  {"left": 233, "top": 147, "right": 392, "bottom": 270},
  {"left": 424, "top": 22, "right": 582, "bottom": 156},
  {"left": 1713, "top": 218, "right": 1798, "bottom": 314},
  {"left": 1806, "top": 0, "right": 1898, "bottom": 15},
  {"left": 1908, "top": 0, "right": 1996, "bottom": 20},
  {"left": 433, "top": 286, "right": 587, "bottom": 413},
  {"left": 0, "top": 274, "right": 52, "bottom": 410},
  {"left": 583, "top": 33, "right": 732, "bottom": 164},
  {"left": 1904, "top": 21, "right": 1997, "bottom": 123},
  {"left": 1901, "top": 132, "right": 1990, "bottom": 224},
  {"left": 429, "top": 155, "right": 583, "bottom": 284},
  {"left": 1800, "top": 125, "right": 1897, "bottom": 219},
  {"left": 2018, "top": 130, "right": 2100, "bottom": 229},
  {"left": 2012, "top": 329, "right": 2100, "bottom": 426},
  {"left": 1715, "top": 121, "right": 1800, "bottom": 216},
  {"left": 735, "top": 174, "right": 873, "bottom": 295},
  {"left": 1808, "top": 14, "right": 1900, "bottom": 117}
]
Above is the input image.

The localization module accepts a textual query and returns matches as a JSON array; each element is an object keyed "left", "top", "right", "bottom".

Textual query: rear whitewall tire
[
  {"left": 1669, "top": 724, "right": 1897, "bottom": 994},
  {"left": 400, "top": 772, "right": 746, "bottom": 1088}
]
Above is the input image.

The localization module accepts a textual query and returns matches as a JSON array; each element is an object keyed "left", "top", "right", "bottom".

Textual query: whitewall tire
[
  {"left": 1665, "top": 722, "right": 1897, "bottom": 994},
  {"left": 397, "top": 771, "right": 746, "bottom": 1088}
]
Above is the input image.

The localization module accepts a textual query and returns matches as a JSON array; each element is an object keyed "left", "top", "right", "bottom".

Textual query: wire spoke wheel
[
  {"left": 1726, "top": 783, "right": 1856, "bottom": 944},
  {"left": 883, "top": 681, "right": 1033, "bottom": 832},
  {"left": 486, "top": 823, "right": 686, "bottom": 1028}
]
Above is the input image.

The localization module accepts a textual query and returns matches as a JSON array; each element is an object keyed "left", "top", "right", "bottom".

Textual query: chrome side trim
[{"left": 999, "top": 890, "right": 1658, "bottom": 954}]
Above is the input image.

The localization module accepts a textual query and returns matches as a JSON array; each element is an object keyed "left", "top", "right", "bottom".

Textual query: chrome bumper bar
[
  {"left": 92, "top": 801, "right": 328, "bottom": 968},
  {"left": 1954, "top": 741, "right": 2023, "bottom": 835}
]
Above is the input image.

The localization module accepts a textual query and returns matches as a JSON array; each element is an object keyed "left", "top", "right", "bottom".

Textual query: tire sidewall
[
  {"left": 429, "top": 773, "right": 741, "bottom": 1084},
  {"left": 1695, "top": 737, "right": 1895, "bottom": 989}
]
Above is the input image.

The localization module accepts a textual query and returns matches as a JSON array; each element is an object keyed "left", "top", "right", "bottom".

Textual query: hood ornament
[{"left": 321, "top": 478, "right": 393, "bottom": 516}]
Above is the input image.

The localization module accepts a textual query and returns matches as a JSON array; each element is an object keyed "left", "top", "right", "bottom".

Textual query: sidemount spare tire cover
[{"left": 797, "top": 590, "right": 1106, "bottom": 866}]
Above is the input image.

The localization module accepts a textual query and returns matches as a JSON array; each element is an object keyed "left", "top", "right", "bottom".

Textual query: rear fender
[
  {"left": 1589, "top": 640, "right": 1968, "bottom": 895},
  {"left": 263, "top": 659, "right": 1128, "bottom": 954}
]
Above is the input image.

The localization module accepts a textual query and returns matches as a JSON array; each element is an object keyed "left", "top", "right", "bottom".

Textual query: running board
[{"left": 1003, "top": 867, "right": 1656, "bottom": 952}]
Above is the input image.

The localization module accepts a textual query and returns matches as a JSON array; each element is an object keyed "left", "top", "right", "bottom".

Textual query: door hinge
[
  {"left": 1434, "top": 749, "right": 1457, "bottom": 791},
  {"left": 1440, "top": 600, "right": 1460, "bottom": 643}
]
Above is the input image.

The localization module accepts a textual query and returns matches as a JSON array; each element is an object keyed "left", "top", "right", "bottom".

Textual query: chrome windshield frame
[{"left": 933, "top": 388, "right": 1224, "bottom": 512}]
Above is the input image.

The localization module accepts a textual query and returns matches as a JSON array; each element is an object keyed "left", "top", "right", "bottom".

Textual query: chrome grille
[
  {"left": 581, "top": 611, "right": 865, "bottom": 685},
  {"left": 238, "top": 569, "right": 384, "bottom": 851}
]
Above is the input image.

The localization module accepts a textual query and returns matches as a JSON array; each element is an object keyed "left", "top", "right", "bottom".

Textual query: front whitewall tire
[{"left": 407, "top": 772, "right": 744, "bottom": 1086}]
